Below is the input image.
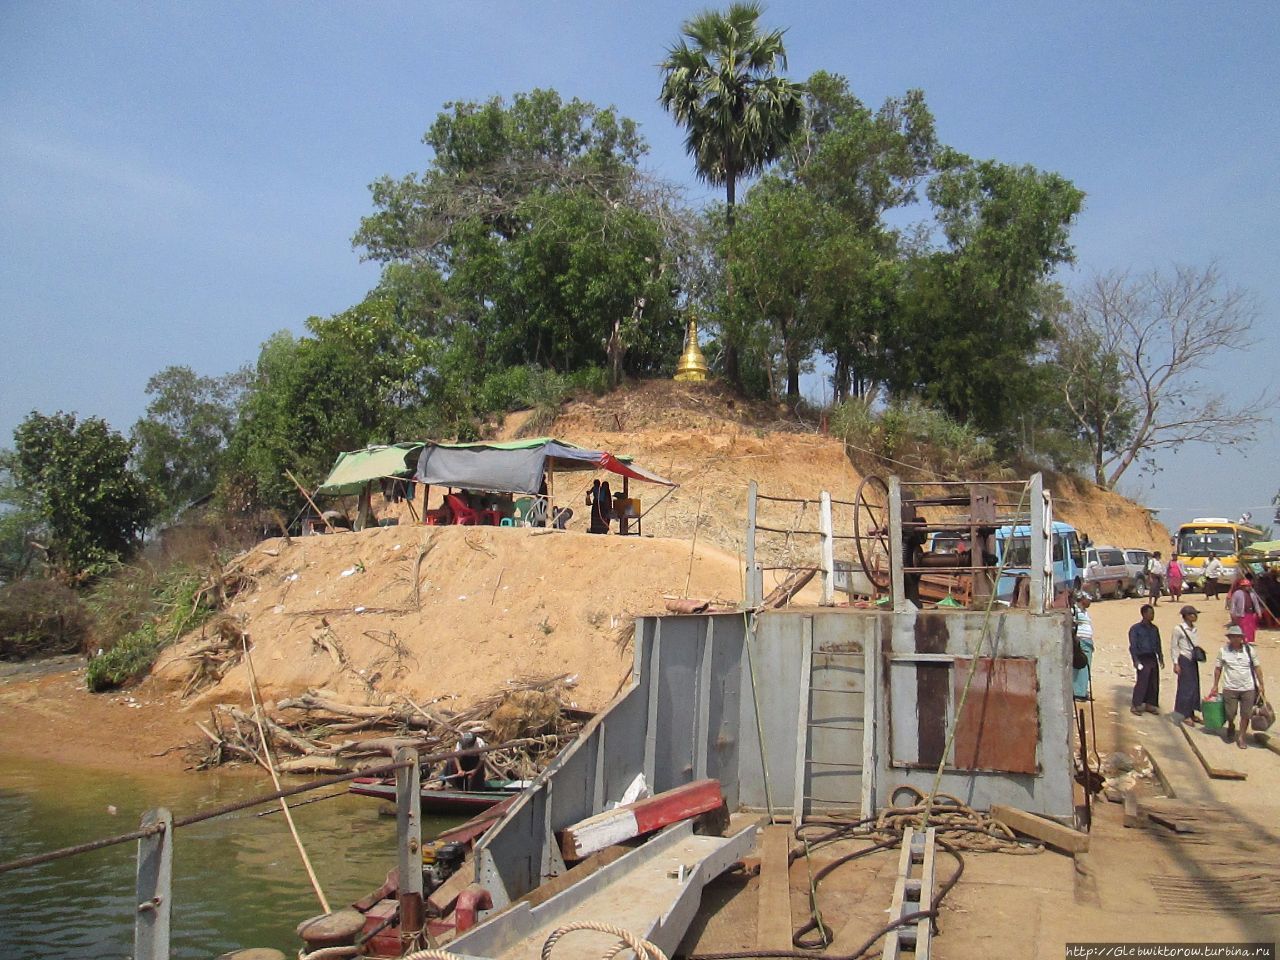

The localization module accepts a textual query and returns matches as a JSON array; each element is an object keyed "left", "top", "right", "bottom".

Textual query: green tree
[
  {"left": 6, "top": 412, "right": 154, "bottom": 580},
  {"left": 131, "top": 365, "right": 249, "bottom": 519},
  {"left": 889, "top": 151, "right": 1085, "bottom": 440},
  {"left": 0, "top": 456, "right": 41, "bottom": 582},
  {"left": 222, "top": 301, "right": 423, "bottom": 513},
  {"left": 354, "top": 90, "right": 683, "bottom": 388},
  {"left": 660, "top": 2, "right": 803, "bottom": 384}
]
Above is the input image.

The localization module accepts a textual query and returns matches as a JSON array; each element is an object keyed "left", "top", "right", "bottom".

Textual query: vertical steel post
[
  {"left": 1029, "top": 472, "right": 1048, "bottom": 613},
  {"left": 134, "top": 808, "right": 172, "bottom": 960},
  {"left": 889, "top": 477, "right": 906, "bottom": 612},
  {"left": 819, "top": 492, "right": 835, "bottom": 606},
  {"left": 395, "top": 747, "right": 424, "bottom": 952},
  {"left": 745, "top": 480, "right": 759, "bottom": 607}
]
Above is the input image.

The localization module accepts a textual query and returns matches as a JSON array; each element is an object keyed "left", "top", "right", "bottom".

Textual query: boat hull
[{"left": 348, "top": 777, "right": 514, "bottom": 815}]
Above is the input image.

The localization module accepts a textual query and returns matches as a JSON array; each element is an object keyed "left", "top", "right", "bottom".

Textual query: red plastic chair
[{"left": 445, "top": 494, "right": 482, "bottom": 526}]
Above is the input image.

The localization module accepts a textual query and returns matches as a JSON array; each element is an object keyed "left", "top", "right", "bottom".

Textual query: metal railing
[{"left": 0, "top": 739, "right": 530, "bottom": 959}]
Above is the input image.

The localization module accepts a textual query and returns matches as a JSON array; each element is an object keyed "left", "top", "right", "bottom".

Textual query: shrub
[
  {"left": 830, "top": 396, "right": 998, "bottom": 480},
  {"left": 0, "top": 579, "right": 91, "bottom": 660},
  {"left": 84, "top": 564, "right": 213, "bottom": 691}
]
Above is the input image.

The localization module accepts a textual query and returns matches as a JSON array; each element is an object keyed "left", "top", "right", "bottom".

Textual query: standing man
[
  {"left": 1072, "top": 593, "right": 1095, "bottom": 701},
  {"left": 1208, "top": 624, "right": 1265, "bottom": 749},
  {"left": 1203, "top": 553, "right": 1224, "bottom": 600},
  {"left": 1128, "top": 603, "right": 1164, "bottom": 716},
  {"left": 1146, "top": 551, "right": 1166, "bottom": 604}
]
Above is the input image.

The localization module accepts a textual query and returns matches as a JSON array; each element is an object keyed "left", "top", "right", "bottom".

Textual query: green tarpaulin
[{"left": 316, "top": 443, "right": 423, "bottom": 497}]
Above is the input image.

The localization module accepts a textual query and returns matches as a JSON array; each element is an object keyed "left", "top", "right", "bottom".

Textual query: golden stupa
[{"left": 673, "top": 315, "right": 709, "bottom": 382}]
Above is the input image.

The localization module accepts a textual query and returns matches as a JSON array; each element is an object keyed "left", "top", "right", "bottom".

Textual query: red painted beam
[{"left": 558, "top": 779, "right": 725, "bottom": 861}]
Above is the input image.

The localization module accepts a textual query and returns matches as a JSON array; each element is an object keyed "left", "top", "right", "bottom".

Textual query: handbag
[{"left": 1246, "top": 647, "right": 1275, "bottom": 732}]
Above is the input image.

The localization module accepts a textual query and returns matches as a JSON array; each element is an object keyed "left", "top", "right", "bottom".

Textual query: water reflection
[{"left": 0, "top": 755, "right": 458, "bottom": 959}]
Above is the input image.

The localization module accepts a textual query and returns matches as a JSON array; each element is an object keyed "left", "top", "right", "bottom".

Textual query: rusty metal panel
[{"left": 953, "top": 658, "right": 1039, "bottom": 774}]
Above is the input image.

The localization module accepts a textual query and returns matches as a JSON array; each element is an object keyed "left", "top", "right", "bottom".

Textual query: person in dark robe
[
  {"left": 1170, "top": 604, "right": 1202, "bottom": 723},
  {"left": 586, "top": 479, "right": 612, "bottom": 534}
]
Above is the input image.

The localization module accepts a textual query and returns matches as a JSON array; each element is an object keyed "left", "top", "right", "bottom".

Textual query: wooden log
[
  {"left": 757, "top": 825, "right": 793, "bottom": 952},
  {"left": 558, "top": 779, "right": 726, "bottom": 861},
  {"left": 989, "top": 804, "right": 1089, "bottom": 854}
]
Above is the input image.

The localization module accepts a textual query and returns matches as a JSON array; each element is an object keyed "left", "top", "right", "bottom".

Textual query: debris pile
[{"left": 192, "top": 672, "right": 583, "bottom": 781}]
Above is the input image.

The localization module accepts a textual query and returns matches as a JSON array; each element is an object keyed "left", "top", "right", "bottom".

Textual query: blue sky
[{"left": 1, "top": 1, "right": 1276, "bottom": 529}]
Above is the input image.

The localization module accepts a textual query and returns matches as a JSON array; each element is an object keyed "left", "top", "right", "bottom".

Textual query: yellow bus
[{"left": 1174, "top": 518, "right": 1267, "bottom": 588}]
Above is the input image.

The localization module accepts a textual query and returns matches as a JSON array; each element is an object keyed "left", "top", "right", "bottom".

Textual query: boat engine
[{"left": 422, "top": 840, "right": 466, "bottom": 893}]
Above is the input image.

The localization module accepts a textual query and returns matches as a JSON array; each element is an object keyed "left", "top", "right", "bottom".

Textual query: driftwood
[{"left": 194, "top": 675, "right": 584, "bottom": 785}]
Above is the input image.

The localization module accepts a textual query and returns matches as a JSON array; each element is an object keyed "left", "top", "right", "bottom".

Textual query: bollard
[{"left": 395, "top": 746, "right": 424, "bottom": 951}]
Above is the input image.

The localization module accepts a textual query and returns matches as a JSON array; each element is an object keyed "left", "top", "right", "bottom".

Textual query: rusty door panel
[{"left": 952, "top": 658, "right": 1039, "bottom": 774}]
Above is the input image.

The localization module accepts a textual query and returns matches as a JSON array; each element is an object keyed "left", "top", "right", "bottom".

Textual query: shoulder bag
[
  {"left": 1179, "top": 624, "right": 1207, "bottom": 663},
  {"left": 1246, "top": 646, "right": 1275, "bottom": 732}
]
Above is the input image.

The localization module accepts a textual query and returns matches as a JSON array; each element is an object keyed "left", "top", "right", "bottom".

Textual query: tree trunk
[
  {"left": 723, "top": 170, "right": 740, "bottom": 388},
  {"left": 833, "top": 356, "right": 849, "bottom": 404},
  {"left": 787, "top": 356, "right": 800, "bottom": 401}
]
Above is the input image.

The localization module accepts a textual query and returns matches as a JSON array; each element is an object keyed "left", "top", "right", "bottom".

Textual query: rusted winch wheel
[{"left": 854, "top": 474, "right": 892, "bottom": 590}]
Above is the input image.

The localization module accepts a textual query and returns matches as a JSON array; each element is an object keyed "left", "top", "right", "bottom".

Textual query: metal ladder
[{"left": 791, "top": 617, "right": 867, "bottom": 824}]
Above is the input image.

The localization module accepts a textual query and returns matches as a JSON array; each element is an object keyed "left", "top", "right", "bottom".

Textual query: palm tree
[
  {"left": 660, "top": 2, "right": 802, "bottom": 227},
  {"left": 659, "top": 2, "right": 802, "bottom": 383}
]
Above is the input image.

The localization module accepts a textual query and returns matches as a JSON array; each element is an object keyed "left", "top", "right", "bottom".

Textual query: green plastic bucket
[{"left": 1201, "top": 698, "right": 1225, "bottom": 730}]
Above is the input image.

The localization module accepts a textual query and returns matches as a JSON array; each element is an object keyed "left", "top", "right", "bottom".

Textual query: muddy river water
[{"left": 0, "top": 753, "right": 461, "bottom": 958}]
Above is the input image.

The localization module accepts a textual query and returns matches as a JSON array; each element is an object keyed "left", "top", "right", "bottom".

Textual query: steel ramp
[{"left": 450, "top": 815, "right": 760, "bottom": 960}]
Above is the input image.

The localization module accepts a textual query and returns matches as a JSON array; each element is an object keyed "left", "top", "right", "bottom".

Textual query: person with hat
[
  {"left": 444, "top": 731, "right": 489, "bottom": 790},
  {"left": 1071, "top": 592, "right": 1095, "bottom": 701},
  {"left": 1229, "top": 575, "right": 1264, "bottom": 644},
  {"left": 1207, "top": 624, "right": 1265, "bottom": 748},
  {"left": 1128, "top": 604, "right": 1164, "bottom": 716},
  {"left": 1170, "top": 604, "right": 1203, "bottom": 723}
]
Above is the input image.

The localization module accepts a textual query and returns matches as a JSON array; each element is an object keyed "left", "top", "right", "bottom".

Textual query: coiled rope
[{"left": 400, "top": 920, "right": 669, "bottom": 960}]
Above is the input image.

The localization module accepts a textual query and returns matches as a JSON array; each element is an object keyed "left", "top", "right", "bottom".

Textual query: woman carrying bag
[{"left": 1170, "top": 604, "right": 1204, "bottom": 724}]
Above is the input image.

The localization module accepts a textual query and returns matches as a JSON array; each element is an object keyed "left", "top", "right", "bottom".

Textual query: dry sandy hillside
[
  {"left": 155, "top": 524, "right": 768, "bottom": 713},
  {"left": 157, "top": 381, "right": 1167, "bottom": 714}
]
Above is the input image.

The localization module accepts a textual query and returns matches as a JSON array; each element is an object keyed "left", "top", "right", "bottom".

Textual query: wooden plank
[
  {"left": 915, "top": 827, "right": 936, "bottom": 959},
  {"left": 1179, "top": 724, "right": 1247, "bottom": 781},
  {"left": 882, "top": 826, "right": 914, "bottom": 960},
  {"left": 989, "top": 804, "right": 1089, "bottom": 854},
  {"left": 757, "top": 825, "right": 794, "bottom": 952},
  {"left": 426, "top": 854, "right": 475, "bottom": 914},
  {"left": 558, "top": 779, "right": 725, "bottom": 861}
]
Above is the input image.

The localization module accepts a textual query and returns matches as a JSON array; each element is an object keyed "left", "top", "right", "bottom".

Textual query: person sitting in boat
[{"left": 444, "top": 731, "right": 488, "bottom": 791}]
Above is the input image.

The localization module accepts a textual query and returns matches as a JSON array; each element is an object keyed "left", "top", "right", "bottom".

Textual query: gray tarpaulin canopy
[{"left": 414, "top": 438, "right": 676, "bottom": 495}]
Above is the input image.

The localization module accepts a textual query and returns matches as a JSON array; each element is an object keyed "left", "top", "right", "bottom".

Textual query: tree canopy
[{"left": 4, "top": 412, "right": 154, "bottom": 580}]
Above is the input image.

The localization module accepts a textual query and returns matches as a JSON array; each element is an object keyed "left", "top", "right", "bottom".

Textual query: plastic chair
[
  {"left": 514, "top": 497, "right": 547, "bottom": 527},
  {"left": 445, "top": 494, "right": 482, "bottom": 525}
]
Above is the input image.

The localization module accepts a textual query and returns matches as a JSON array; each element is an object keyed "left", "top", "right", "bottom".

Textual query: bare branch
[{"left": 1058, "top": 264, "right": 1274, "bottom": 489}]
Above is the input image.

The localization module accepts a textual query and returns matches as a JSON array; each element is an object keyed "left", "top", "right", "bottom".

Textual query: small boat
[{"left": 348, "top": 776, "right": 528, "bottom": 816}]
